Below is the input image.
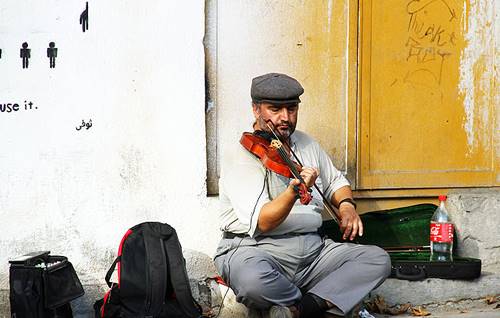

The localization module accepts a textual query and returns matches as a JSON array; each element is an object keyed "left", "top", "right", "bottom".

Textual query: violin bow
[{"left": 264, "top": 120, "right": 342, "bottom": 225}]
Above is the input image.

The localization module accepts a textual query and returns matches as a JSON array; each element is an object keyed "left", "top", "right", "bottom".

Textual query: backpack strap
[
  {"left": 105, "top": 256, "right": 120, "bottom": 288},
  {"left": 164, "top": 229, "right": 202, "bottom": 318}
]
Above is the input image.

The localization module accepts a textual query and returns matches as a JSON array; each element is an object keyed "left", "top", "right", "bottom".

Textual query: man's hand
[
  {"left": 339, "top": 202, "right": 363, "bottom": 241},
  {"left": 299, "top": 167, "right": 319, "bottom": 188}
]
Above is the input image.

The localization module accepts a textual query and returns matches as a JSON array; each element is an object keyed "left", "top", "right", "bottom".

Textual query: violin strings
[
  {"left": 264, "top": 120, "right": 341, "bottom": 225},
  {"left": 276, "top": 144, "right": 302, "bottom": 180}
]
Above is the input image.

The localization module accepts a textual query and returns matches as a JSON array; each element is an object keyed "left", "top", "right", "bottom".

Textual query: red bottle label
[{"left": 430, "top": 223, "right": 454, "bottom": 243}]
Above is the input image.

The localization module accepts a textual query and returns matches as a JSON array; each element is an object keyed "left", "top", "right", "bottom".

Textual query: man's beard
[{"left": 257, "top": 117, "right": 295, "bottom": 140}]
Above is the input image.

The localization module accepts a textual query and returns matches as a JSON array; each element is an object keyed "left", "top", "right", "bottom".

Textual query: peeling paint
[
  {"left": 327, "top": 0, "right": 333, "bottom": 32},
  {"left": 458, "top": 1, "right": 495, "bottom": 153}
]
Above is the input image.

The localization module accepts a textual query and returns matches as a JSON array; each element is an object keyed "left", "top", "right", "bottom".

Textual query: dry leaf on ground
[
  {"left": 386, "top": 303, "right": 412, "bottom": 315},
  {"left": 410, "top": 306, "right": 431, "bottom": 316},
  {"left": 485, "top": 295, "right": 498, "bottom": 305},
  {"left": 364, "top": 295, "right": 387, "bottom": 313},
  {"left": 364, "top": 295, "right": 411, "bottom": 315}
]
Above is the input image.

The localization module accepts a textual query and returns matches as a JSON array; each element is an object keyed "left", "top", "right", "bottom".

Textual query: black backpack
[{"left": 94, "top": 222, "right": 202, "bottom": 318}]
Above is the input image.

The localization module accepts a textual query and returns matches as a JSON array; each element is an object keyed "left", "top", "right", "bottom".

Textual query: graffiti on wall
[
  {"left": 0, "top": 101, "right": 37, "bottom": 113},
  {"left": 75, "top": 119, "right": 93, "bottom": 131},
  {"left": 403, "top": 0, "right": 459, "bottom": 93},
  {"left": 80, "top": 2, "right": 89, "bottom": 32},
  {"left": 1, "top": 2, "right": 89, "bottom": 69},
  {"left": 1, "top": 2, "right": 91, "bottom": 127},
  {"left": 47, "top": 42, "right": 58, "bottom": 68},
  {"left": 20, "top": 42, "right": 31, "bottom": 69}
]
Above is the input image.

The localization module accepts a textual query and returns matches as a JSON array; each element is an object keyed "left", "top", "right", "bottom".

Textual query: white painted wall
[{"left": 0, "top": 0, "right": 221, "bottom": 289}]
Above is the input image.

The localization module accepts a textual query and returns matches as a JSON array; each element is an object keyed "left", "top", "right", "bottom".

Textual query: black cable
[{"left": 214, "top": 170, "right": 268, "bottom": 318}]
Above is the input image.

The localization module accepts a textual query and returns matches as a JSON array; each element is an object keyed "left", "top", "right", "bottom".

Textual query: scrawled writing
[
  {"left": 404, "top": 0, "right": 458, "bottom": 88},
  {"left": 76, "top": 119, "right": 93, "bottom": 131}
]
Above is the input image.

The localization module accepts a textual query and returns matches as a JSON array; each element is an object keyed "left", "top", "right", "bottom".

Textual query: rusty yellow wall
[
  {"left": 296, "top": 0, "right": 351, "bottom": 171},
  {"left": 359, "top": 0, "right": 496, "bottom": 188},
  {"left": 355, "top": 0, "right": 499, "bottom": 211}
]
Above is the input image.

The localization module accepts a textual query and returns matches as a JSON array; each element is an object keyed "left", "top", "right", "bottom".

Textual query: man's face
[{"left": 253, "top": 102, "right": 298, "bottom": 139}]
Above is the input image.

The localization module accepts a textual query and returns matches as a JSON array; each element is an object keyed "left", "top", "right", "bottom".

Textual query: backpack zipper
[
  {"left": 159, "top": 238, "right": 168, "bottom": 305},
  {"left": 146, "top": 238, "right": 167, "bottom": 316},
  {"left": 144, "top": 235, "right": 152, "bottom": 313},
  {"left": 145, "top": 273, "right": 152, "bottom": 313}
]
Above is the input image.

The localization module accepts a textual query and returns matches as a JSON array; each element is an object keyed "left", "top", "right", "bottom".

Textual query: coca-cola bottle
[{"left": 430, "top": 195, "right": 453, "bottom": 261}]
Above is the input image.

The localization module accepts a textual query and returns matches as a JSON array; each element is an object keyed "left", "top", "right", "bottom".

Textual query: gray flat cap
[{"left": 251, "top": 73, "right": 304, "bottom": 104}]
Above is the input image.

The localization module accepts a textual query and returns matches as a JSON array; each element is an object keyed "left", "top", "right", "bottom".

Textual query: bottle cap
[{"left": 438, "top": 195, "right": 447, "bottom": 201}]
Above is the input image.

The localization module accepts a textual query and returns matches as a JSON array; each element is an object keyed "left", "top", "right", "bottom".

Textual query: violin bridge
[{"left": 270, "top": 139, "right": 282, "bottom": 149}]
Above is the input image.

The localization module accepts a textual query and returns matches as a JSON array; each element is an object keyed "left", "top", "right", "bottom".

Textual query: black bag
[
  {"left": 9, "top": 251, "right": 85, "bottom": 318},
  {"left": 94, "top": 222, "right": 202, "bottom": 318}
]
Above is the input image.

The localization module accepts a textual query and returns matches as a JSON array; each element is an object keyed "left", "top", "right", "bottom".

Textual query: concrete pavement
[{"left": 373, "top": 308, "right": 499, "bottom": 318}]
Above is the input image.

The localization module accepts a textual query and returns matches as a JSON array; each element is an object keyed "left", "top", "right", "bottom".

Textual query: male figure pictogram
[
  {"left": 47, "top": 42, "right": 58, "bottom": 68},
  {"left": 20, "top": 42, "right": 30, "bottom": 69}
]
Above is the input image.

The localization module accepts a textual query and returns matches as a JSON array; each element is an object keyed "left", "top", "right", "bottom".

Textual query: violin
[
  {"left": 240, "top": 132, "right": 300, "bottom": 179},
  {"left": 240, "top": 131, "right": 313, "bottom": 205},
  {"left": 240, "top": 120, "right": 342, "bottom": 225}
]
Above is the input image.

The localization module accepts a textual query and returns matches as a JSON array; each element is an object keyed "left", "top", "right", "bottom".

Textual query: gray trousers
[{"left": 214, "top": 233, "right": 391, "bottom": 315}]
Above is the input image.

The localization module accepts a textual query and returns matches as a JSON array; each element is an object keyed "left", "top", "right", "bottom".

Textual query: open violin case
[{"left": 320, "top": 204, "right": 481, "bottom": 281}]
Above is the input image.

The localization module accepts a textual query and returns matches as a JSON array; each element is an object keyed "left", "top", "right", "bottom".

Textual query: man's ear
[{"left": 252, "top": 103, "right": 261, "bottom": 118}]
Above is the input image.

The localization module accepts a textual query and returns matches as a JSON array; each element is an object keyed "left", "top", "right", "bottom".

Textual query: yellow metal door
[{"left": 358, "top": 0, "right": 498, "bottom": 189}]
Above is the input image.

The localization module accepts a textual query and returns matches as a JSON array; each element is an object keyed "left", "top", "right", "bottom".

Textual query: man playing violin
[{"left": 214, "top": 73, "right": 390, "bottom": 318}]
